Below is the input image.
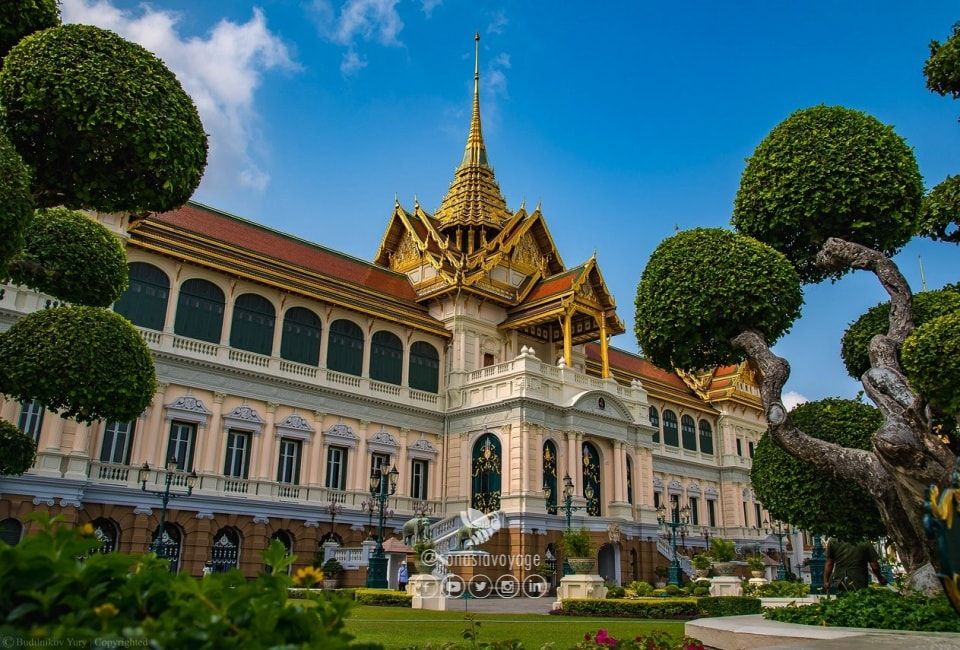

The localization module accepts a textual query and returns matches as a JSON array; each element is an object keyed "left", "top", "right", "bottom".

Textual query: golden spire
[{"left": 435, "top": 33, "right": 510, "bottom": 234}]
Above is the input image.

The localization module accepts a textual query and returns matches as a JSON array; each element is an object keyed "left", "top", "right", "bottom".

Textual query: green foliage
[
  {"left": 0, "top": 515, "right": 357, "bottom": 647},
  {"left": 695, "top": 596, "right": 761, "bottom": 617},
  {"left": 732, "top": 106, "right": 923, "bottom": 283},
  {"left": 0, "top": 0, "right": 59, "bottom": 62},
  {"left": 743, "top": 580, "right": 810, "bottom": 598},
  {"left": 0, "top": 131, "right": 32, "bottom": 274},
  {"left": 707, "top": 538, "right": 736, "bottom": 562},
  {"left": 0, "top": 306, "right": 156, "bottom": 422},
  {"left": 634, "top": 228, "right": 803, "bottom": 370},
  {"left": 559, "top": 597, "right": 700, "bottom": 619},
  {"left": 691, "top": 553, "right": 711, "bottom": 571},
  {"left": 562, "top": 527, "right": 593, "bottom": 557},
  {"left": 902, "top": 310, "right": 960, "bottom": 416},
  {"left": 919, "top": 175, "right": 960, "bottom": 243},
  {"left": 751, "top": 398, "right": 886, "bottom": 539},
  {"left": 628, "top": 580, "right": 655, "bottom": 597},
  {"left": 663, "top": 584, "right": 681, "bottom": 596},
  {"left": 605, "top": 584, "right": 626, "bottom": 599},
  {"left": 11, "top": 208, "right": 128, "bottom": 306},
  {"left": 322, "top": 557, "right": 344, "bottom": 576},
  {"left": 925, "top": 21, "right": 960, "bottom": 99},
  {"left": 0, "top": 418, "right": 35, "bottom": 475},
  {"left": 353, "top": 589, "right": 411, "bottom": 607},
  {"left": 840, "top": 287, "right": 960, "bottom": 379},
  {"left": 0, "top": 23, "right": 207, "bottom": 212},
  {"left": 746, "top": 555, "right": 765, "bottom": 571},
  {"left": 765, "top": 588, "right": 960, "bottom": 632}
]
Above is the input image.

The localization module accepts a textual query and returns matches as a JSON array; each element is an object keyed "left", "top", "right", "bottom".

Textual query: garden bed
[{"left": 557, "top": 596, "right": 760, "bottom": 619}]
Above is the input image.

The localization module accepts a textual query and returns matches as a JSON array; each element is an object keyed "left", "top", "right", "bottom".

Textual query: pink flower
[{"left": 594, "top": 629, "right": 618, "bottom": 647}]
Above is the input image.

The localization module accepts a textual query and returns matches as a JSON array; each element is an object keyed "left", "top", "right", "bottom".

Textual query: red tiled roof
[
  {"left": 585, "top": 343, "right": 689, "bottom": 390},
  {"left": 151, "top": 202, "right": 419, "bottom": 301},
  {"left": 523, "top": 267, "right": 581, "bottom": 303}
]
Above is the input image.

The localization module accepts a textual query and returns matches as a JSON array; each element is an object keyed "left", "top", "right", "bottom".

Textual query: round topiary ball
[
  {"left": 0, "top": 0, "right": 59, "bottom": 62},
  {"left": 751, "top": 398, "right": 886, "bottom": 540},
  {"left": 733, "top": 105, "right": 923, "bottom": 283},
  {"left": 0, "top": 130, "right": 33, "bottom": 274},
  {"left": 919, "top": 175, "right": 960, "bottom": 244},
  {"left": 0, "top": 24, "right": 207, "bottom": 213},
  {"left": 902, "top": 310, "right": 960, "bottom": 416},
  {"left": 0, "top": 306, "right": 156, "bottom": 423},
  {"left": 925, "top": 22, "right": 960, "bottom": 99},
  {"left": 0, "top": 418, "right": 37, "bottom": 475},
  {"left": 635, "top": 228, "right": 803, "bottom": 370},
  {"left": 11, "top": 207, "right": 128, "bottom": 307},
  {"left": 840, "top": 287, "right": 960, "bottom": 379}
]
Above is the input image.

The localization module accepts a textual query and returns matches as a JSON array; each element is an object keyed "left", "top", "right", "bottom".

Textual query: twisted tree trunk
[{"left": 731, "top": 237, "right": 953, "bottom": 595}]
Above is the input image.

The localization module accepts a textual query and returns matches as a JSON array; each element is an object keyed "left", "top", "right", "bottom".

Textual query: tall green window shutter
[
  {"left": 471, "top": 433, "right": 501, "bottom": 513},
  {"left": 280, "top": 307, "right": 321, "bottom": 366},
  {"left": 681, "top": 415, "right": 697, "bottom": 451},
  {"left": 113, "top": 262, "right": 169, "bottom": 330},
  {"left": 409, "top": 341, "right": 440, "bottom": 393},
  {"left": 230, "top": 293, "right": 275, "bottom": 355},
  {"left": 327, "top": 319, "right": 364, "bottom": 376},
  {"left": 543, "top": 440, "right": 558, "bottom": 514},
  {"left": 174, "top": 279, "right": 224, "bottom": 343},
  {"left": 663, "top": 410, "right": 679, "bottom": 447},
  {"left": 699, "top": 420, "right": 714, "bottom": 455},
  {"left": 370, "top": 330, "right": 402, "bottom": 385},
  {"left": 582, "top": 441, "right": 602, "bottom": 516}
]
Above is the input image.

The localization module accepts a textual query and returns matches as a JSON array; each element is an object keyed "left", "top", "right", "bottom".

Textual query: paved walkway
[{"left": 441, "top": 596, "right": 556, "bottom": 614}]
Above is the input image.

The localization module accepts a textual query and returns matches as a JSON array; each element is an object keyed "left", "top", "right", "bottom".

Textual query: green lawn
[{"left": 343, "top": 605, "right": 686, "bottom": 649}]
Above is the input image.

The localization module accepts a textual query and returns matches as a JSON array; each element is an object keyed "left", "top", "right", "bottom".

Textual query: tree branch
[{"left": 731, "top": 329, "right": 884, "bottom": 491}]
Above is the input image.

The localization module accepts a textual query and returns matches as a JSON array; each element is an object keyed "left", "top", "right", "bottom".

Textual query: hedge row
[
  {"left": 354, "top": 588, "right": 412, "bottom": 607},
  {"left": 560, "top": 596, "right": 760, "bottom": 619}
]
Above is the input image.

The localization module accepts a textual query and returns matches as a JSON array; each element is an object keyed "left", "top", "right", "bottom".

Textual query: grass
[{"left": 342, "top": 605, "right": 686, "bottom": 649}]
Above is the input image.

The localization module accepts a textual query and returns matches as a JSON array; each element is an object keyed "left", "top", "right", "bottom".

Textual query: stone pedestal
[
  {"left": 709, "top": 575, "right": 743, "bottom": 597},
  {"left": 408, "top": 574, "right": 446, "bottom": 610},
  {"left": 554, "top": 574, "right": 607, "bottom": 610},
  {"left": 748, "top": 576, "right": 769, "bottom": 588}
]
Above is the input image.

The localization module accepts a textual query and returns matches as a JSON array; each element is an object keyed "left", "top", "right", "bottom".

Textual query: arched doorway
[
  {"left": 151, "top": 523, "right": 183, "bottom": 573},
  {"left": 598, "top": 543, "right": 621, "bottom": 586},
  {"left": 210, "top": 527, "right": 242, "bottom": 573},
  {"left": 91, "top": 518, "right": 120, "bottom": 553}
]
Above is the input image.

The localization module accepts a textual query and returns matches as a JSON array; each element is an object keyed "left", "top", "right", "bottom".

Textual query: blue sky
[{"left": 63, "top": 1, "right": 960, "bottom": 406}]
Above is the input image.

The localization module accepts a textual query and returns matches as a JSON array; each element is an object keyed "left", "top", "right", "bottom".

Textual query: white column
[
  {"left": 200, "top": 393, "right": 226, "bottom": 473},
  {"left": 613, "top": 441, "right": 624, "bottom": 503},
  {"left": 397, "top": 428, "right": 409, "bottom": 496}
]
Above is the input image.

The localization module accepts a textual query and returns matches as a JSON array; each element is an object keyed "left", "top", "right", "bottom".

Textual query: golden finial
[
  {"left": 414, "top": 194, "right": 420, "bottom": 208},
  {"left": 462, "top": 32, "right": 487, "bottom": 167}
]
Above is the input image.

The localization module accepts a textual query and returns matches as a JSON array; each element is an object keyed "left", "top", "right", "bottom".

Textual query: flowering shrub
[{"left": 576, "top": 629, "right": 705, "bottom": 649}]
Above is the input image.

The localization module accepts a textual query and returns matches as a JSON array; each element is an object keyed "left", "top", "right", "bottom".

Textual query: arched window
[
  {"left": 649, "top": 406, "right": 660, "bottom": 443},
  {"left": 327, "top": 319, "right": 363, "bottom": 376},
  {"left": 370, "top": 330, "right": 402, "bottom": 385},
  {"left": 699, "top": 420, "right": 714, "bottom": 455},
  {"left": 280, "top": 307, "right": 321, "bottom": 366},
  {"left": 663, "top": 410, "right": 679, "bottom": 447},
  {"left": 626, "top": 455, "right": 634, "bottom": 505},
  {"left": 230, "top": 294, "right": 275, "bottom": 355},
  {"left": 319, "top": 531, "right": 343, "bottom": 546},
  {"left": 681, "top": 415, "right": 697, "bottom": 451},
  {"left": 174, "top": 279, "right": 224, "bottom": 343},
  {"left": 152, "top": 523, "right": 183, "bottom": 573},
  {"left": 0, "top": 518, "right": 23, "bottom": 546},
  {"left": 582, "top": 442, "right": 601, "bottom": 516},
  {"left": 543, "top": 440, "right": 558, "bottom": 515},
  {"left": 91, "top": 518, "right": 119, "bottom": 553},
  {"left": 113, "top": 262, "right": 169, "bottom": 330},
  {"left": 409, "top": 342, "right": 440, "bottom": 393},
  {"left": 210, "top": 527, "right": 242, "bottom": 573},
  {"left": 471, "top": 433, "right": 501, "bottom": 513}
]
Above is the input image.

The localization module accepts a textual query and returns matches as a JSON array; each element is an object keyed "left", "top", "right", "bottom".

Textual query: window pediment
[
  {"left": 324, "top": 423, "right": 358, "bottom": 448},
  {"left": 276, "top": 413, "right": 315, "bottom": 441},
  {"left": 223, "top": 405, "right": 264, "bottom": 434},
  {"left": 164, "top": 396, "right": 211, "bottom": 427}
]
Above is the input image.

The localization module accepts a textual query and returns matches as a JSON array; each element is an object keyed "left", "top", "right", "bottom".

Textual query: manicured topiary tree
[
  {"left": 902, "top": 311, "right": 960, "bottom": 417},
  {"left": 636, "top": 23, "right": 960, "bottom": 594},
  {"left": 752, "top": 399, "right": 885, "bottom": 540},
  {"left": 0, "top": 1, "right": 207, "bottom": 474},
  {"left": 918, "top": 175, "right": 960, "bottom": 244}
]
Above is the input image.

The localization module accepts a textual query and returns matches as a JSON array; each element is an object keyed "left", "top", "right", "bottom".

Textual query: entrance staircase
[{"left": 656, "top": 537, "right": 696, "bottom": 579}]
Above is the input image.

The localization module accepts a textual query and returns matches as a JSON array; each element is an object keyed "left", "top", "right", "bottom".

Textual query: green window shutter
[
  {"left": 663, "top": 410, "right": 679, "bottom": 447},
  {"left": 280, "top": 307, "right": 321, "bottom": 365},
  {"left": 409, "top": 341, "right": 440, "bottom": 393},
  {"left": 471, "top": 433, "right": 501, "bottom": 513},
  {"left": 370, "top": 330, "right": 402, "bottom": 384},
  {"left": 626, "top": 456, "right": 634, "bottom": 504},
  {"left": 582, "top": 442, "right": 602, "bottom": 516},
  {"left": 113, "top": 262, "right": 170, "bottom": 330},
  {"left": 174, "top": 279, "right": 224, "bottom": 343},
  {"left": 327, "top": 319, "right": 363, "bottom": 376},
  {"left": 681, "top": 415, "right": 697, "bottom": 451},
  {"left": 698, "top": 420, "right": 714, "bottom": 455},
  {"left": 230, "top": 293, "right": 275, "bottom": 355},
  {"left": 649, "top": 406, "right": 660, "bottom": 443},
  {"left": 543, "top": 440, "right": 558, "bottom": 514}
]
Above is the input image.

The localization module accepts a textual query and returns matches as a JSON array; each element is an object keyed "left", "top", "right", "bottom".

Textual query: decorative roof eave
[{"left": 129, "top": 220, "right": 451, "bottom": 340}]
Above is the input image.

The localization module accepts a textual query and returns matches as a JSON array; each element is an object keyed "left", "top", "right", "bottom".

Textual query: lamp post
[
  {"left": 701, "top": 525, "right": 712, "bottom": 550},
  {"left": 138, "top": 454, "right": 197, "bottom": 558},
  {"left": 366, "top": 464, "right": 399, "bottom": 588},
  {"left": 764, "top": 518, "right": 791, "bottom": 580},
  {"left": 547, "top": 473, "right": 588, "bottom": 576},
  {"left": 326, "top": 499, "right": 344, "bottom": 538},
  {"left": 656, "top": 502, "right": 690, "bottom": 587}
]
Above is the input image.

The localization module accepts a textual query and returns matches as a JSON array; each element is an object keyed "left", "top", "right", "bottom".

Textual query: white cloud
[
  {"left": 61, "top": 0, "right": 295, "bottom": 194},
  {"left": 311, "top": 0, "right": 404, "bottom": 74},
  {"left": 479, "top": 50, "right": 511, "bottom": 128},
  {"left": 421, "top": 0, "right": 443, "bottom": 17},
  {"left": 782, "top": 390, "right": 809, "bottom": 412},
  {"left": 487, "top": 10, "right": 508, "bottom": 35}
]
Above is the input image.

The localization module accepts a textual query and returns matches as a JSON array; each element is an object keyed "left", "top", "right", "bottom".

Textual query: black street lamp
[
  {"left": 138, "top": 454, "right": 197, "bottom": 558},
  {"left": 366, "top": 464, "right": 399, "bottom": 588},
  {"left": 764, "top": 518, "right": 791, "bottom": 580},
  {"left": 701, "top": 525, "right": 712, "bottom": 550},
  {"left": 548, "top": 473, "right": 587, "bottom": 531},
  {"left": 656, "top": 501, "right": 690, "bottom": 587}
]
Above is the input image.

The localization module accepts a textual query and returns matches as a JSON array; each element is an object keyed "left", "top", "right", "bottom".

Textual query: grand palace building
[{"left": 0, "top": 42, "right": 805, "bottom": 587}]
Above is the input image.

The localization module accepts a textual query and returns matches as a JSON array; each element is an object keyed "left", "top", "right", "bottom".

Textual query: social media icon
[
  {"left": 496, "top": 575, "right": 520, "bottom": 598},
  {"left": 467, "top": 574, "right": 494, "bottom": 598},
  {"left": 522, "top": 575, "right": 549, "bottom": 598},
  {"left": 442, "top": 575, "right": 465, "bottom": 598}
]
